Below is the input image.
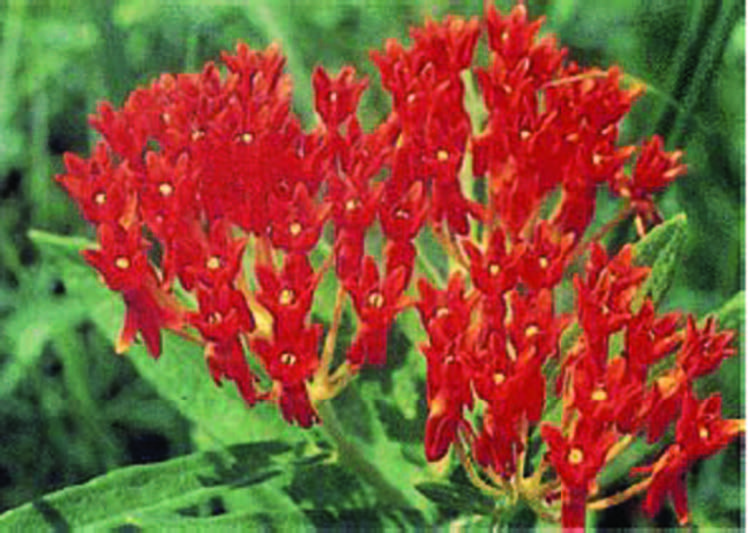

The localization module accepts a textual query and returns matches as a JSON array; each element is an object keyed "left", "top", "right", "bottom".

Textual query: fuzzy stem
[
  {"left": 317, "top": 401, "right": 413, "bottom": 508},
  {"left": 586, "top": 477, "right": 652, "bottom": 511},
  {"left": 455, "top": 436, "right": 506, "bottom": 500},
  {"left": 310, "top": 285, "right": 348, "bottom": 401}
]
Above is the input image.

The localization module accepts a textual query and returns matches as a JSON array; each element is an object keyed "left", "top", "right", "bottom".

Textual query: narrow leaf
[{"left": 0, "top": 442, "right": 306, "bottom": 531}]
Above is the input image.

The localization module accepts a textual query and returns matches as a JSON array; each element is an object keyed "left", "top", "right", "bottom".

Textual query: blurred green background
[{"left": 0, "top": 0, "right": 743, "bottom": 529}]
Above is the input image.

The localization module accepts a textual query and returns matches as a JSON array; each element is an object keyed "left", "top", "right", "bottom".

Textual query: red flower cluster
[
  {"left": 58, "top": 42, "right": 402, "bottom": 426},
  {"left": 57, "top": 3, "right": 741, "bottom": 529}
]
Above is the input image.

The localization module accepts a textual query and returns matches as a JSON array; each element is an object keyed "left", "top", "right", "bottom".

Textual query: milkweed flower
[{"left": 57, "top": 2, "right": 741, "bottom": 529}]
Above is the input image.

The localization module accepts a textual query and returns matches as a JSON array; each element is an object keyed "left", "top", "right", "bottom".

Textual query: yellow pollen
[
  {"left": 437, "top": 149, "right": 449, "bottom": 161},
  {"left": 488, "top": 263, "right": 500, "bottom": 276},
  {"left": 592, "top": 153, "right": 603, "bottom": 166},
  {"left": 114, "top": 256, "right": 130, "bottom": 270},
  {"left": 501, "top": 31, "right": 509, "bottom": 42},
  {"left": 279, "top": 288, "right": 295, "bottom": 305},
  {"left": 206, "top": 256, "right": 221, "bottom": 270},
  {"left": 161, "top": 112, "right": 171, "bottom": 124},
  {"left": 368, "top": 292, "right": 385, "bottom": 309},
  {"left": 239, "top": 132, "right": 253, "bottom": 144},
  {"left": 329, "top": 92, "right": 338, "bottom": 103},
  {"left": 396, "top": 134, "right": 404, "bottom": 148},
  {"left": 158, "top": 183, "right": 173, "bottom": 197},
  {"left": 289, "top": 222, "right": 303, "bottom": 236},
  {"left": 191, "top": 129, "right": 205, "bottom": 141},
  {"left": 566, "top": 133, "right": 579, "bottom": 143},
  {"left": 406, "top": 93, "right": 417, "bottom": 105},
  {"left": 493, "top": 372, "right": 505, "bottom": 385},
  {"left": 520, "top": 130, "right": 531, "bottom": 140},
  {"left": 539, "top": 256, "right": 549, "bottom": 269},
  {"left": 280, "top": 352, "right": 297, "bottom": 365},
  {"left": 699, "top": 427, "right": 709, "bottom": 440},
  {"left": 657, "top": 374, "right": 678, "bottom": 394},
  {"left": 591, "top": 388, "right": 608, "bottom": 402},
  {"left": 208, "top": 311, "right": 222, "bottom": 324},
  {"left": 435, "top": 307, "right": 449, "bottom": 318},
  {"left": 568, "top": 448, "right": 584, "bottom": 465},
  {"left": 94, "top": 192, "right": 107, "bottom": 205},
  {"left": 345, "top": 198, "right": 360, "bottom": 212},
  {"left": 525, "top": 325, "right": 539, "bottom": 338}
]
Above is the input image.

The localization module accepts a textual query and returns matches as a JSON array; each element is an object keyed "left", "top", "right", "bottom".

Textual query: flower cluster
[{"left": 58, "top": 3, "right": 742, "bottom": 529}]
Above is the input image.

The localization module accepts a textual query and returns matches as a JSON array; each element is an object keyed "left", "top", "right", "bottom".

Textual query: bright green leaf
[{"left": 0, "top": 442, "right": 309, "bottom": 531}]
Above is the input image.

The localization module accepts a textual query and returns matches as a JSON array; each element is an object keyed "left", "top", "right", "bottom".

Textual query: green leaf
[
  {"left": 631, "top": 213, "right": 688, "bottom": 309},
  {"left": 713, "top": 290, "right": 744, "bottom": 332},
  {"left": 415, "top": 481, "right": 496, "bottom": 515},
  {"left": 0, "top": 442, "right": 310, "bottom": 531}
]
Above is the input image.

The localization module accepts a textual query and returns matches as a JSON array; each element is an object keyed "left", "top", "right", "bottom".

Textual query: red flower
[
  {"left": 625, "top": 299, "right": 681, "bottom": 382},
  {"left": 57, "top": 142, "right": 131, "bottom": 225},
  {"left": 677, "top": 315, "right": 735, "bottom": 380},
  {"left": 422, "top": 339, "right": 474, "bottom": 461},
  {"left": 312, "top": 66, "right": 368, "bottom": 130},
  {"left": 462, "top": 226, "right": 518, "bottom": 295},
  {"left": 517, "top": 221, "right": 575, "bottom": 291},
  {"left": 180, "top": 218, "right": 247, "bottom": 290},
  {"left": 268, "top": 183, "right": 331, "bottom": 253},
  {"left": 613, "top": 135, "right": 687, "bottom": 227},
  {"left": 255, "top": 253, "right": 319, "bottom": 339},
  {"left": 82, "top": 223, "right": 183, "bottom": 357},
  {"left": 192, "top": 285, "right": 257, "bottom": 405},
  {"left": 416, "top": 273, "right": 472, "bottom": 348},
  {"left": 635, "top": 389, "right": 744, "bottom": 524},
  {"left": 541, "top": 418, "right": 617, "bottom": 530},
  {"left": 346, "top": 257, "right": 408, "bottom": 366}
]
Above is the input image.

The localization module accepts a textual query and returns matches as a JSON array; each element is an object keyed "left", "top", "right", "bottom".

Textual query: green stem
[{"left": 317, "top": 400, "right": 413, "bottom": 509}]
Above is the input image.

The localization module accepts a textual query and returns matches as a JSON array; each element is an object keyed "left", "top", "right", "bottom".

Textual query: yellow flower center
[
  {"left": 591, "top": 388, "right": 608, "bottom": 402},
  {"left": 699, "top": 427, "right": 709, "bottom": 440},
  {"left": 568, "top": 448, "right": 584, "bottom": 465},
  {"left": 488, "top": 263, "right": 500, "bottom": 276},
  {"left": 539, "top": 256, "right": 549, "bottom": 269},
  {"left": 279, "top": 288, "right": 295, "bottom": 306},
  {"left": 158, "top": 183, "right": 173, "bottom": 197},
  {"left": 206, "top": 256, "right": 221, "bottom": 270},
  {"left": 437, "top": 149, "right": 449, "bottom": 161},
  {"left": 493, "top": 372, "right": 505, "bottom": 385},
  {"left": 94, "top": 192, "right": 107, "bottom": 205},
  {"left": 280, "top": 352, "right": 296, "bottom": 365},
  {"left": 114, "top": 256, "right": 130, "bottom": 270},
  {"left": 208, "top": 311, "right": 222, "bottom": 324},
  {"left": 289, "top": 222, "right": 302, "bottom": 236},
  {"left": 368, "top": 292, "right": 384, "bottom": 309},
  {"left": 525, "top": 325, "right": 539, "bottom": 338},
  {"left": 191, "top": 129, "right": 205, "bottom": 141},
  {"left": 345, "top": 198, "right": 360, "bottom": 212},
  {"left": 238, "top": 132, "right": 253, "bottom": 144}
]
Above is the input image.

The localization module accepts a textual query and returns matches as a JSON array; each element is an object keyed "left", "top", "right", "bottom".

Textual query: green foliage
[
  {"left": 0, "top": 441, "right": 311, "bottom": 530},
  {"left": 0, "top": 0, "right": 742, "bottom": 529}
]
